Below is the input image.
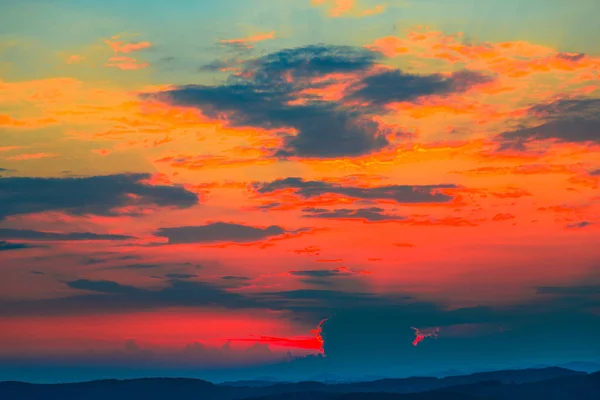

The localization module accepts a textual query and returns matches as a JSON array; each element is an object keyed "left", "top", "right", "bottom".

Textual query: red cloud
[{"left": 411, "top": 326, "right": 440, "bottom": 346}]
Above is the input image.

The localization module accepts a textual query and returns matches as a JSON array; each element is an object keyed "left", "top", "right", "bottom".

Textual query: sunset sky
[{"left": 1, "top": 0, "right": 599, "bottom": 382}]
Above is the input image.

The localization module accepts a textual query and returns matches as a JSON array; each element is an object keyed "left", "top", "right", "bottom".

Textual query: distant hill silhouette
[{"left": 0, "top": 367, "right": 596, "bottom": 400}]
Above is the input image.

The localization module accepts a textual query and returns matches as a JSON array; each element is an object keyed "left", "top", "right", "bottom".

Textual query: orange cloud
[
  {"left": 219, "top": 31, "right": 276, "bottom": 49},
  {"left": 6, "top": 152, "right": 58, "bottom": 161},
  {"left": 312, "top": 0, "right": 386, "bottom": 18},
  {"left": 0, "top": 114, "right": 57, "bottom": 129},
  {"left": 155, "top": 154, "right": 275, "bottom": 170},
  {"left": 92, "top": 149, "right": 112, "bottom": 156},
  {"left": 106, "top": 56, "right": 149, "bottom": 70},
  {"left": 66, "top": 55, "right": 85, "bottom": 64},
  {"left": 105, "top": 36, "right": 152, "bottom": 54}
]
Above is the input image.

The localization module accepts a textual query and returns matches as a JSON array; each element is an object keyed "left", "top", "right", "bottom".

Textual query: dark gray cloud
[
  {"left": 498, "top": 98, "right": 600, "bottom": 149},
  {"left": 153, "top": 45, "right": 481, "bottom": 158},
  {"left": 221, "top": 276, "right": 251, "bottom": 281},
  {"left": 301, "top": 278, "right": 335, "bottom": 287},
  {"left": 0, "top": 174, "right": 198, "bottom": 220},
  {"left": 0, "top": 279, "right": 267, "bottom": 316},
  {"left": 165, "top": 273, "right": 197, "bottom": 279},
  {"left": 254, "top": 177, "right": 456, "bottom": 203},
  {"left": 289, "top": 269, "right": 348, "bottom": 278},
  {"left": 67, "top": 279, "right": 141, "bottom": 294},
  {"left": 244, "top": 45, "right": 379, "bottom": 81},
  {"left": 565, "top": 221, "right": 592, "bottom": 229},
  {"left": 83, "top": 255, "right": 141, "bottom": 265},
  {"left": 154, "top": 222, "right": 288, "bottom": 244},
  {"left": 302, "top": 206, "right": 406, "bottom": 222},
  {"left": 0, "top": 228, "right": 135, "bottom": 241},
  {"left": 350, "top": 69, "right": 490, "bottom": 106},
  {"left": 159, "top": 84, "right": 389, "bottom": 158},
  {"left": 590, "top": 169, "right": 600, "bottom": 176},
  {"left": 153, "top": 45, "right": 388, "bottom": 158},
  {"left": 103, "top": 263, "right": 164, "bottom": 270},
  {"left": 0, "top": 240, "right": 41, "bottom": 251}
]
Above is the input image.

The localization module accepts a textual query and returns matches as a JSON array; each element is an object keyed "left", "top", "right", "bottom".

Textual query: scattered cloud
[
  {"left": 154, "top": 222, "right": 290, "bottom": 244},
  {"left": 219, "top": 31, "right": 276, "bottom": 49},
  {"left": 254, "top": 177, "right": 456, "bottom": 203},
  {"left": 0, "top": 228, "right": 135, "bottom": 241},
  {"left": 6, "top": 153, "right": 58, "bottom": 161},
  {"left": 302, "top": 207, "right": 406, "bottom": 222},
  {"left": 0, "top": 173, "right": 198, "bottom": 220}
]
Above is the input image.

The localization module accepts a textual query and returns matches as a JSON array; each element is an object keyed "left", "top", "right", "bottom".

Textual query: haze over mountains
[{"left": 2, "top": 367, "right": 599, "bottom": 400}]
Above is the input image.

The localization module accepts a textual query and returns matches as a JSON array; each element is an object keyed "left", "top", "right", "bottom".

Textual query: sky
[{"left": 1, "top": 0, "right": 599, "bottom": 383}]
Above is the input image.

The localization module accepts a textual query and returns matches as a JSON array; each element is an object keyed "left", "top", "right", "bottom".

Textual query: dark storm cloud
[
  {"left": 289, "top": 269, "right": 348, "bottom": 278},
  {"left": 247, "top": 45, "right": 379, "bottom": 78},
  {"left": 302, "top": 207, "right": 406, "bottom": 221},
  {"left": 154, "top": 44, "right": 482, "bottom": 158},
  {"left": 498, "top": 98, "right": 600, "bottom": 149},
  {"left": 301, "top": 278, "right": 335, "bottom": 287},
  {"left": 103, "top": 263, "right": 164, "bottom": 270},
  {"left": 0, "top": 241, "right": 41, "bottom": 251},
  {"left": 154, "top": 222, "right": 288, "bottom": 244},
  {"left": 82, "top": 254, "right": 141, "bottom": 265},
  {"left": 0, "top": 228, "right": 135, "bottom": 241},
  {"left": 254, "top": 177, "right": 456, "bottom": 203},
  {"left": 0, "top": 279, "right": 268, "bottom": 316},
  {"left": 154, "top": 45, "right": 388, "bottom": 158},
  {"left": 67, "top": 279, "right": 141, "bottom": 294},
  {"left": 0, "top": 174, "right": 198, "bottom": 220},
  {"left": 164, "top": 273, "right": 197, "bottom": 279},
  {"left": 349, "top": 69, "right": 490, "bottom": 106},
  {"left": 160, "top": 83, "right": 389, "bottom": 158},
  {"left": 221, "top": 276, "right": 251, "bottom": 281}
]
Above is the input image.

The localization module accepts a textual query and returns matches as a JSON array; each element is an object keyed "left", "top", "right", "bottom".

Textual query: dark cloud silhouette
[
  {"left": 301, "top": 278, "right": 335, "bottom": 287},
  {"left": 0, "top": 174, "right": 198, "bottom": 219},
  {"left": 154, "top": 222, "right": 288, "bottom": 244},
  {"left": 249, "top": 45, "right": 379, "bottom": 77},
  {"left": 498, "top": 98, "right": 600, "bottom": 149},
  {"left": 67, "top": 279, "right": 141, "bottom": 294},
  {"left": 0, "top": 228, "right": 135, "bottom": 241},
  {"left": 164, "top": 273, "right": 197, "bottom": 279},
  {"left": 289, "top": 269, "right": 348, "bottom": 278},
  {"left": 153, "top": 45, "right": 388, "bottom": 158},
  {"left": 590, "top": 169, "right": 600, "bottom": 176},
  {"left": 350, "top": 69, "right": 490, "bottom": 106},
  {"left": 154, "top": 45, "right": 482, "bottom": 158},
  {"left": 221, "top": 276, "right": 251, "bottom": 281},
  {"left": 83, "top": 255, "right": 141, "bottom": 265},
  {"left": 302, "top": 207, "right": 406, "bottom": 221},
  {"left": 565, "top": 221, "right": 592, "bottom": 229},
  {"left": 0, "top": 279, "right": 266, "bottom": 316},
  {"left": 254, "top": 177, "right": 456, "bottom": 203},
  {"left": 0, "top": 241, "right": 41, "bottom": 251}
]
